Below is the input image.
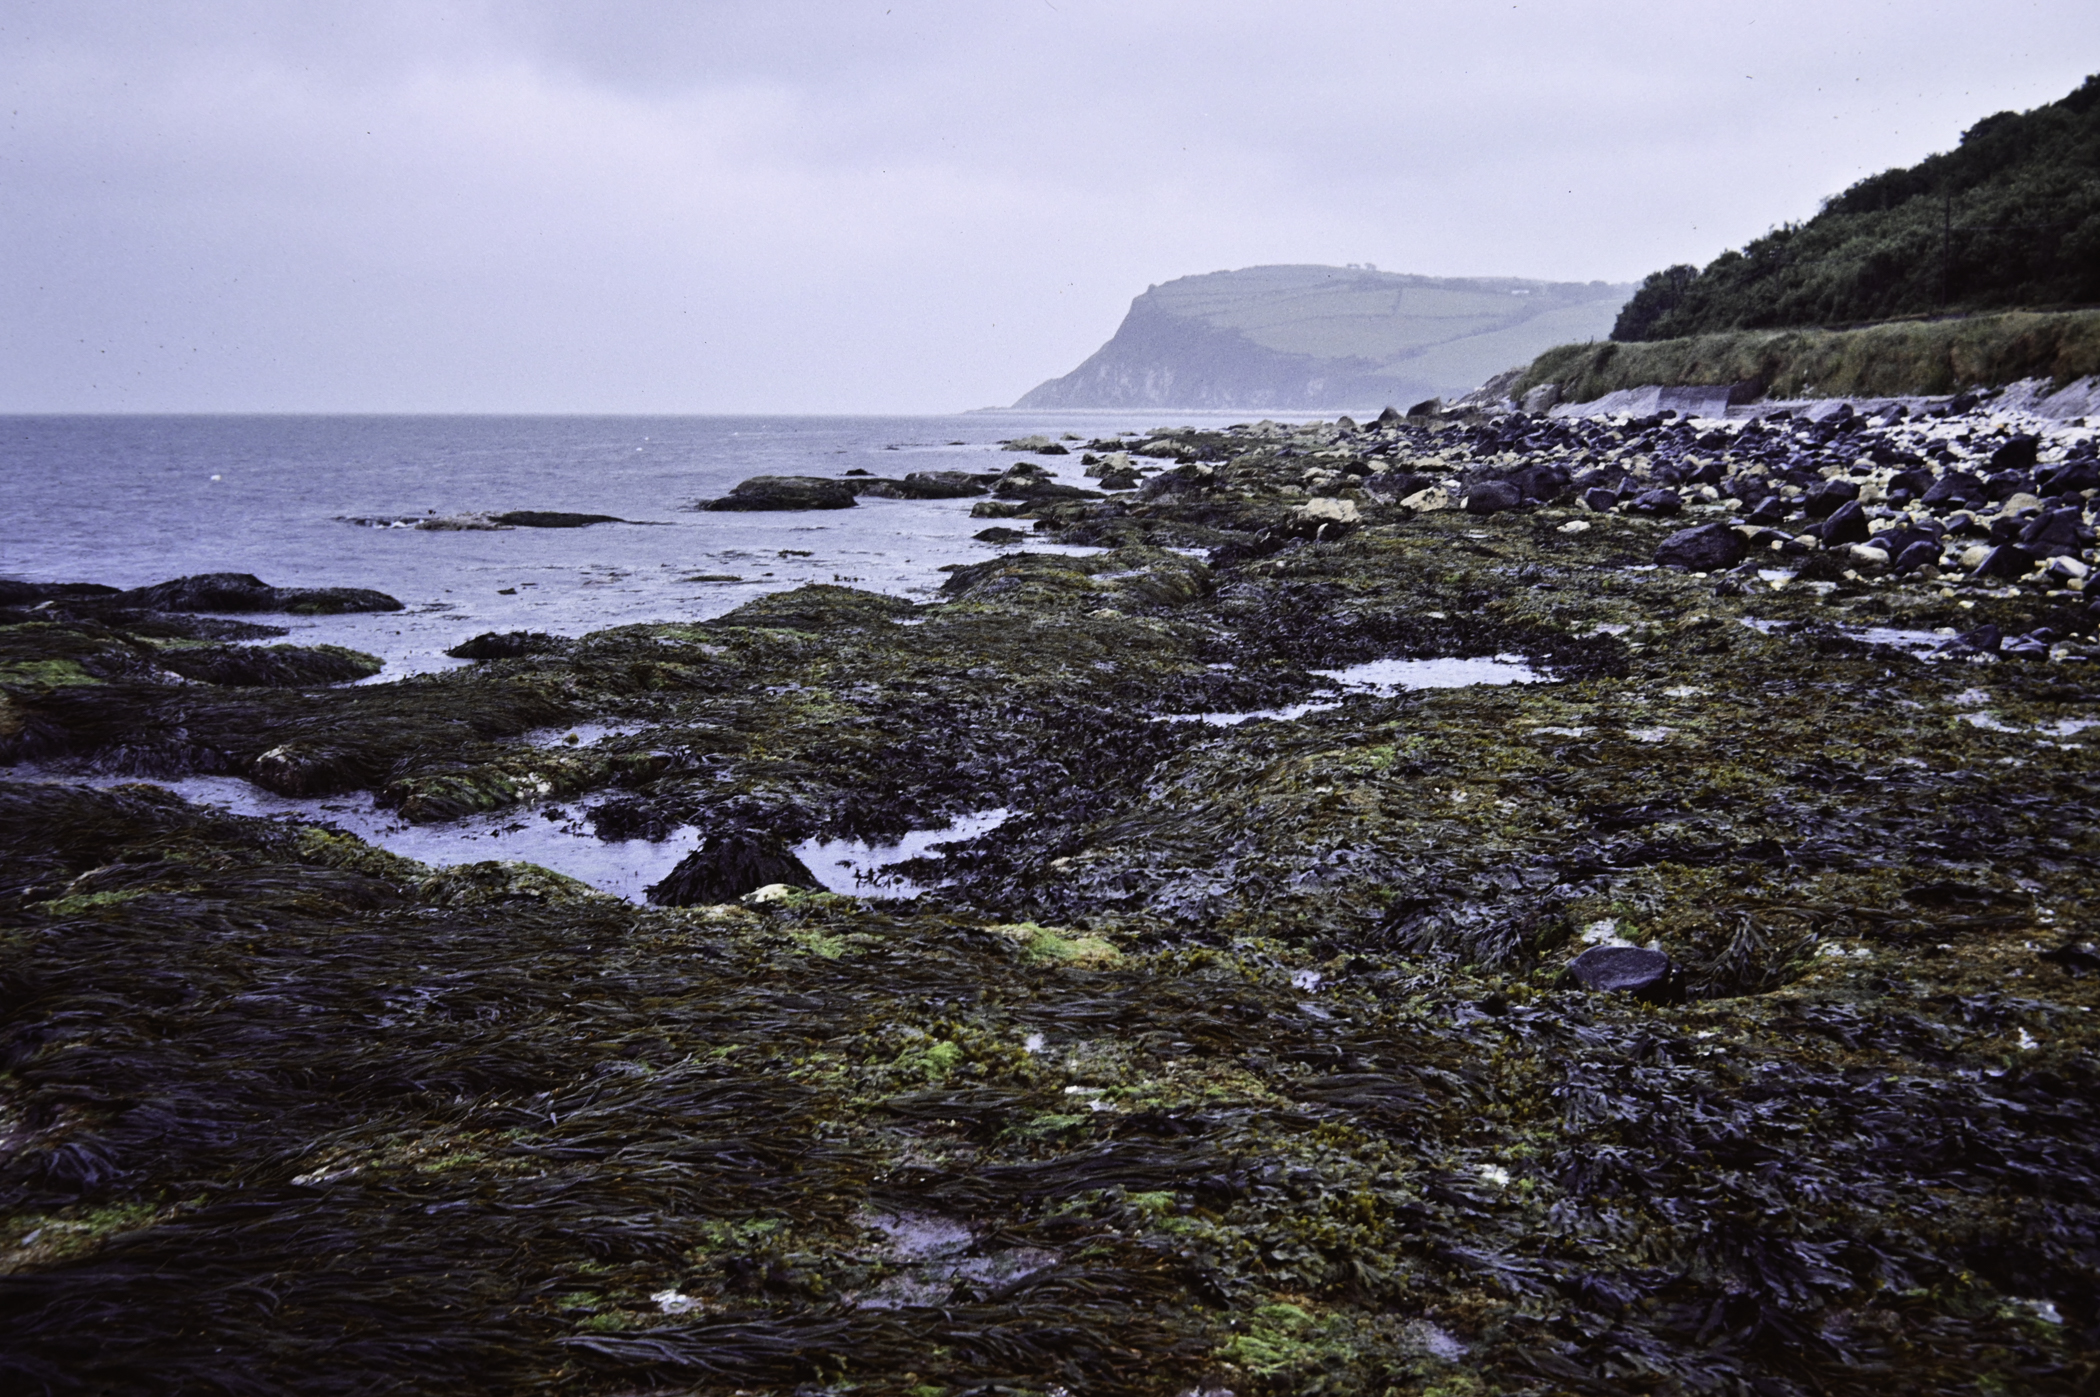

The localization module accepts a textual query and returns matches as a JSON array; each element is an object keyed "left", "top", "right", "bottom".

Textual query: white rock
[
  {"left": 1294, "top": 497, "right": 1361, "bottom": 526},
  {"left": 2047, "top": 555, "right": 2091, "bottom": 579},
  {"left": 1399, "top": 486, "right": 1451, "bottom": 512},
  {"left": 1557, "top": 519, "right": 1591, "bottom": 534}
]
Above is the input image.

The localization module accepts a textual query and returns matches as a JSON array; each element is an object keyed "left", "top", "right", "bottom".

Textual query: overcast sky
[{"left": 2, "top": 2, "right": 2094, "bottom": 414}]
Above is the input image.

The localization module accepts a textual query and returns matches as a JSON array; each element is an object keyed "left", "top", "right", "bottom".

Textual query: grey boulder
[{"left": 1654, "top": 522, "right": 1748, "bottom": 572}]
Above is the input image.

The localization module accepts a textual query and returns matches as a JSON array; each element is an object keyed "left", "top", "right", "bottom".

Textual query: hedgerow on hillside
[{"left": 1614, "top": 74, "right": 2100, "bottom": 341}]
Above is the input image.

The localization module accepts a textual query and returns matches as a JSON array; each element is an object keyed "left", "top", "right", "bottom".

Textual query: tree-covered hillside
[{"left": 1614, "top": 74, "right": 2100, "bottom": 341}]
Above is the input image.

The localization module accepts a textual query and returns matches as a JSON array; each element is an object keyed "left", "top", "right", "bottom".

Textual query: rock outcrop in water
[
  {"left": 3, "top": 396, "right": 2100, "bottom": 1394},
  {"left": 1015, "top": 264, "right": 1632, "bottom": 410}
]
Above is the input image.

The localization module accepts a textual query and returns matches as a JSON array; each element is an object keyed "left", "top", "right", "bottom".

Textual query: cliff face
[{"left": 1015, "top": 264, "right": 1631, "bottom": 411}]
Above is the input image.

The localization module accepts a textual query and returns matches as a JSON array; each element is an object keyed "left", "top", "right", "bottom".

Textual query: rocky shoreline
[{"left": 2, "top": 400, "right": 2097, "bottom": 1394}]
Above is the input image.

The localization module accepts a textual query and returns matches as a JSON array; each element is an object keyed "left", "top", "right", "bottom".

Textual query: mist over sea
[{"left": 1, "top": 413, "right": 1258, "bottom": 677}]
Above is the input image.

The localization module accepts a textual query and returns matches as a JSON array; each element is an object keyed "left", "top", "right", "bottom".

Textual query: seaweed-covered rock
[
  {"left": 704, "top": 476, "right": 858, "bottom": 511},
  {"left": 1654, "top": 523, "right": 1748, "bottom": 572},
  {"left": 416, "top": 859, "right": 602, "bottom": 906},
  {"left": 155, "top": 644, "right": 383, "bottom": 687},
  {"left": 446, "top": 631, "right": 572, "bottom": 660},
  {"left": 647, "top": 831, "right": 817, "bottom": 905}
]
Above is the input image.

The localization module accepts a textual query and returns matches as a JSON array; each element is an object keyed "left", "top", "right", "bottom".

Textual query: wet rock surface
[{"left": 3, "top": 403, "right": 2100, "bottom": 1394}]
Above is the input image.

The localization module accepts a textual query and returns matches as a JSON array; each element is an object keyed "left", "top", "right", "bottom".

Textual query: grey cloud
[{"left": 2, "top": 0, "right": 2096, "bottom": 411}]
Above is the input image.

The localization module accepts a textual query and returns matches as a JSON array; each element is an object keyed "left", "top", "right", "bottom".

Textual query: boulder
[
  {"left": 1406, "top": 398, "right": 1442, "bottom": 418},
  {"left": 1970, "top": 544, "right": 2037, "bottom": 581},
  {"left": 973, "top": 527, "right": 1028, "bottom": 545},
  {"left": 1581, "top": 486, "right": 1621, "bottom": 513},
  {"left": 1892, "top": 539, "right": 1943, "bottom": 574},
  {"left": 1567, "top": 945, "right": 1673, "bottom": 998},
  {"left": 1462, "top": 481, "right": 1524, "bottom": 516},
  {"left": 1921, "top": 472, "right": 1985, "bottom": 507},
  {"left": 1623, "top": 488, "right": 1683, "bottom": 517},
  {"left": 1803, "top": 479, "right": 1859, "bottom": 518},
  {"left": 647, "top": 832, "right": 819, "bottom": 906},
  {"left": 1818, "top": 499, "right": 1872, "bottom": 546},
  {"left": 2019, "top": 507, "right": 2085, "bottom": 554},
  {"left": 704, "top": 476, "right": 859, "bottom": 511},
  {"left": 1989, "top": 435, "right": 2041, "bottom": 471},
  {"left": 1655, "top": 522, "right": 1748, "bottom": 572},
  {"left": 1520, "top": 383, "right": 1562, "bottom": 413}
]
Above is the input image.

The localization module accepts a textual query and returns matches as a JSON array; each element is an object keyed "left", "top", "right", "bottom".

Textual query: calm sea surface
[{"left": 0, "top": 413, "right": 1278, "bottom": 676}]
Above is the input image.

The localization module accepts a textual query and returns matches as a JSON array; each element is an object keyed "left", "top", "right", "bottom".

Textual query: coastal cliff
[{"left": 1015, "top": 263, "right": 1631, "bottom": 411}]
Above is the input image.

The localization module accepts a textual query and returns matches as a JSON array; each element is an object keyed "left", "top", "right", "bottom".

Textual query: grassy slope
[{"left": 1514, "top": 306, "right": 2100, "bottom": 403}]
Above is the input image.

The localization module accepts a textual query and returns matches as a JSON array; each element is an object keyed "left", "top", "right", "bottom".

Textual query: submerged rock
[
  {"left": 704, "top": 476, "right": 859, "bottom": 511},
  {"left": 648, "top": 832, "right": 818, "bottom": 906}
]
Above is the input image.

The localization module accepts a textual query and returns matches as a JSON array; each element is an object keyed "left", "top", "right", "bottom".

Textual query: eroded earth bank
[{"left": 3, "top": 402, "right": 2099, "bottom": 1395}]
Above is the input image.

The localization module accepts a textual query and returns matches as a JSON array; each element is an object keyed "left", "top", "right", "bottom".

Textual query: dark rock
[
  {"left": 1989, "top": 435, "right": 2041, "bottom": 471},
  {"left": 1511, "top": 462, "right": 1571, "bottom": 502},
  {"left": 249, "top": 743, "right": 373, "bottom": 798},
  {"left": 1819, "top": 500, "right": 1872, "bottom": 546},
  {"left": 2039, "top": 460, "right": 2100, "bottom": 494},
  {"left": 1889, "top": 467, "right": 1935, "bottom": 497},
  {"left": 705, "top": 476, "right": 859, "bottom": 511},
  {"left": 647, "top": 831, "right": 818, "bottom": 906},
  {"left": 1655, "top": 523, "right": 1748, "bottom": 572},
  {"left": 489, "top": 511, "right": 624, "bottom": 528},
  {"left": 1567, "top": 945, "right": 1673, "bottom": 998},
  {"left": 1745, "top": 495, "right": 1788, "bottom": 526},
  {"left": 2019, "top": 507, "right": 2084, "bottom": 553},
  {"left": 1036, "top": 443, "right": 1070, "bottom": 455},
  {"left": 1970, "top": 545, "right": 2037, "bottom": 581},
  {"left": 119, "top": 573, "right": 278, "bottom": 611},
  {"left": 156, "top": 644, "right": 383, "bottom": 687},
  {"left": 973, "top": 527, "right": 1028, "bottom": 545},
  {"left": 1624, "top": 488, "right": 1683, "bottom": 517},
  {"left": 0, "top": 581, "right": 120, "bottom": 606},
  {"left": 1892, "top": 539, "right": 1943, "bottom": 574},
  {"left": 274, "top": 587, "right": 407, "bottom": 616},
  {"left": 1406, "top": 398, "right": 1442, "bottom": 417},
  {"left": 114, "top": 574, "right": 403, "bottom": 615},
  {"left": 1984, "top": 470, "right": 2036, "bottom": 502},
  {"left": 1462, "top": 481, "right": 1523, "bottom": 515},
  {"left": 1581, "top": 486, "right": 1621, "bottom": 513},
  {"left": 1921, "top": 472, "right": 1985, "bottom": 507},
  {"left": 447, "top": 631, "right": 571, "bottom": 660},
  {"left": 1803, "top": 479, "right": 1859, "bottom": 518},
  {"left": 994, "top": 478, "right": 1104, "bottom": 503},
  {"left": 1954, "top": 623, "right": 2003, "bottom": 653},
  {"left": 1096, "top": 467, "right": 1141, "bottom": 491},
  {"left": 1376, "top": 405, "right": 1405, "bottom": 426}
]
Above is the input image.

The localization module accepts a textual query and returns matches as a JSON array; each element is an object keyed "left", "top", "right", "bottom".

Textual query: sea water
[
  {"left": 0, "top": 412, "right": 1273, "bottom": 895},
  {"left": 1, "top": 413, "right": 1193, "bottom": 675}
]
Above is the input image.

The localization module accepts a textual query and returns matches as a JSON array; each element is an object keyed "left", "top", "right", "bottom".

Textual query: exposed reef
[{"left": 3, "top": 406, "right": 2098, "bottom": 1394}]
